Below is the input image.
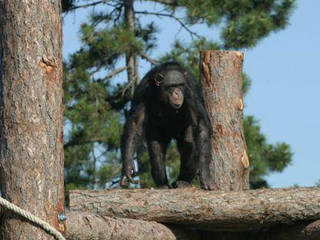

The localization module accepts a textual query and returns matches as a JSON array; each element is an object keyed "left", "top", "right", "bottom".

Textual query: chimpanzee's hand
[{"left": 120, "top": 161, "right": 138, "bottom": 186}]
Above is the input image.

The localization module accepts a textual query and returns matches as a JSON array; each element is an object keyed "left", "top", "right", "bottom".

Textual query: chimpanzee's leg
[
  {"left": 177, "top": 125, "right": 198, "bottom": 183},
  {"left": 146, "top": 129, "right": 170, "bottom": 187}
]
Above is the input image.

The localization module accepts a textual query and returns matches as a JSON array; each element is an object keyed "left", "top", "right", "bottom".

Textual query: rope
[{"left": 0, "top": 196, "right": 66, "bottom": 240}]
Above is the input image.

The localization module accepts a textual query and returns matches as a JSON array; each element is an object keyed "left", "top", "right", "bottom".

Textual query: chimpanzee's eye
[
  {"left": 177, "top": 84, "right": 185, "bottom": 89},
  {"left": 164, "top": 85, "right": 170, "bottom": 91}
]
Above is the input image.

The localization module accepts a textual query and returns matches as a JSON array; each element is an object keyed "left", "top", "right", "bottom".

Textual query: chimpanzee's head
[{"left": 154, "top": 70, "right": 186, "bottom": 109}]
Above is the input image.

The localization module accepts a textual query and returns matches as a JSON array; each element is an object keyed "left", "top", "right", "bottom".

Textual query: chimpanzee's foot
[{"left": 171, "top": 180, "right": 192, "bottom": 189}]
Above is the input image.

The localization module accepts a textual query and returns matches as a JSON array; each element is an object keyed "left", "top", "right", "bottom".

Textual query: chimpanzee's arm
[
  {"left": 120, "top": 103, "right": 146, "bottom": 185},
  {"left": 189, "top": 98, "right": 216, "bottom": 190},
  {"left": 196, "top": 118, "right": 216, "bottom": 190}
]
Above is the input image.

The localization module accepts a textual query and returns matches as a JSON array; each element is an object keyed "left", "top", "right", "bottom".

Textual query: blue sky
[
  {"left": 63, "top": 0, "right": 320, "bottom": 188},
  {"left": 243, "top": 1, "right": 320, "bottom": 187}
]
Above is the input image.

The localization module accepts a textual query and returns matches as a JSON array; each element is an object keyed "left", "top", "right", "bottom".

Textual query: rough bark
[
  {"left": 65, "top": 210, "right": 320, "bottom": 240},
  {"left": 66, "top": 211, "right": 183, "bottom": 240},
  {"left": 66, "top": 211, "right": 201, "bottom": 240},
  {"left": 0, "top": 1, "right": 64, "bottom": 239},
  {"left": 200, "top": 50, "right": 249, "bottom": 191},
  {"left": 70, "top": 187, "right": 320, "bottom": 231}
]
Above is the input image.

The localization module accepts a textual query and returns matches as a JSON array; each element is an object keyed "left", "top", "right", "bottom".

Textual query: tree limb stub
[{"left": 70, "top": 187, "right": 320, "bottom": 231}]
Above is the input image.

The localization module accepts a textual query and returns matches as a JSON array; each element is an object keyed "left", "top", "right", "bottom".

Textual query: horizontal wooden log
[
  {"left": 65, "top": 211, "right": 180, "bottom": 240},
  {"left": 70, "top": 187, "right": 320, "bottom": 231},
  {"left": 65, "top": 211, "right": 320, "bottom": 240}
]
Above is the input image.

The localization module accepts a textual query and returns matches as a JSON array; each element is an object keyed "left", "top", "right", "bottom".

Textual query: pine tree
[{"left": 62, "top": 0, "right": 295, "bottom": 191}]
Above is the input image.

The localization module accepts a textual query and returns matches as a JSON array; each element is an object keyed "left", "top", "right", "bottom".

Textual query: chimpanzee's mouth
[{"left": 171, "top": 103, "right": 183, "bottom": 109}]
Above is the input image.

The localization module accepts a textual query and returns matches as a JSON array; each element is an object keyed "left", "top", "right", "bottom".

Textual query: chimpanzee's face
[{"left": 155, "top": 70, "right": 186, "bottom": 109}]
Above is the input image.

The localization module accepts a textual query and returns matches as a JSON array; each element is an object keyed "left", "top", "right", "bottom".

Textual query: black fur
[{"left": 121, "top": 62, "right": 213, "bottom": 189}]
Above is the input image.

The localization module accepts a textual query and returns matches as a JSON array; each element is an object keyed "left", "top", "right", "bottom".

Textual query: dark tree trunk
[
  {"left": 124, "top": 0, "right": 138, "bottom": 95},
  {"left": 69, "top": 187, "right": 320, "bottom": 231},
  {"left": 0, "top": 1, "right": 64, "bottom": 239},
  {"left": 200, "top": 50, "right": 249, "bottom": 191}
]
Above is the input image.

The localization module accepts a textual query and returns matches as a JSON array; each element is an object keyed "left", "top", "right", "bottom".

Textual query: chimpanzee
[{"left": 121, "top": 62, "right": 213, "bottom": 190}]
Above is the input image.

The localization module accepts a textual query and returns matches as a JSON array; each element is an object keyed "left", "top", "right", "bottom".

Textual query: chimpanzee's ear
[{"left": 154, "top": 73, "right": 164, "bottom": 87}]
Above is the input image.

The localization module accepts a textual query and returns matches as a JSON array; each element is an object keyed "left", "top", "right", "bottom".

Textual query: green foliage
[
  {"left": 161, "top": 39, "right": 220, "bottom": 78},
  {"left": 70, "top": 23, "right": 143, "bottom": 70},
  {"left": 63, "top": 0, "right": 295, "bottom": 191},
  {"left": 63, "top": 3, "right": 158, "bottom": 192},
  {"left": 242, "top": 73, "right": 252, "bottom": 96},
  {"left": 63, "top": 56, "right": 123, "bottom": 191},
  {"left": 165, "top": 0, "right": 295, "bottom": 48},
  {"left": 244, "top": 116, "right": 292, "bottom": 188}
]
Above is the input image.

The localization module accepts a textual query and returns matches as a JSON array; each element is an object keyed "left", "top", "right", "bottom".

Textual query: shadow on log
[{"left": 199, "top": 220, "right": 320, "bottom": 240}]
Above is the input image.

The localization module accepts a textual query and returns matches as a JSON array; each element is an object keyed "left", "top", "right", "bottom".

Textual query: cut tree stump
[
  {"left": 70, "top": 187, "right": 320, "bottom": 231},
  {"left": 200, "top": 50, "right": 249, "bottom": 191}
]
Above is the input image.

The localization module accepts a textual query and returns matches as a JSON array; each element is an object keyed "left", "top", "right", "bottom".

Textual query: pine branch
[
  {"left": 102, "top": 66, "right": 127, "bottom": 81},
  {"left": 143, "top": 0, "right": 178, "bottom": 6},
  {"left": 139, "top": 52, "right": 159, "bottom": 65},
  {"left": 110, "top": 3, "right": 124, "bottom": 24},
  {"left": 64, "top": 137, "right": 106, "bottom": 148},
  {"left": 67, "top": 0, "right": 111, "bottom": 11},
  {"left": 135, "top": 10, "right": 201, "bottom": 39},
  {"left": 121, "top": 77, "right": 138, "bottom": 97}
]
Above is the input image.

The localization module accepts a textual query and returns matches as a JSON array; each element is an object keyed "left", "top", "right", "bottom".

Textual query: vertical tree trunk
[
  {"left": 200, "top": 50, "right": 249, "bottom": 191},
  {"left": 0, "top": 1, "right": 64, "bottom": 239},
  {"left": 124, "top": 0, "right": 138, "bottom": 95}
]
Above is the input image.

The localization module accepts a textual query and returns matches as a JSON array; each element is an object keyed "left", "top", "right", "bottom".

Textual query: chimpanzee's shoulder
[{"left": 131, "top": 74, "right": 152, "bottom": 106}]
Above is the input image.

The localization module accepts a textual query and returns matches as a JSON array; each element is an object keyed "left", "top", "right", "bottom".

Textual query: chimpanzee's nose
[{"left": 173, "top": 90, "right": 179, "bottom": 99}]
